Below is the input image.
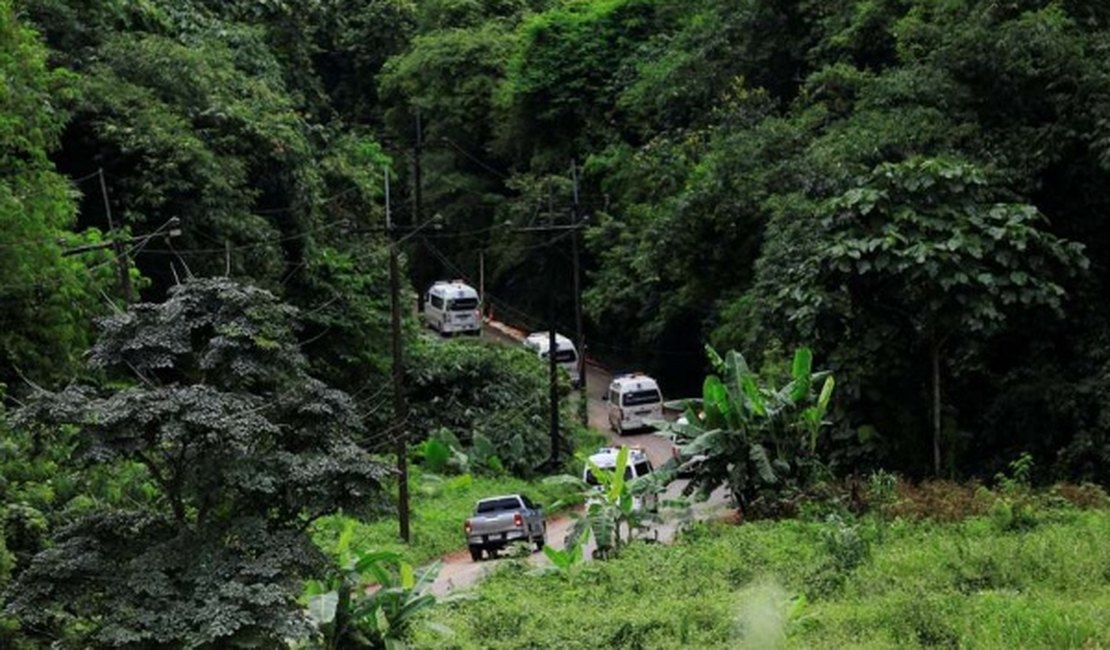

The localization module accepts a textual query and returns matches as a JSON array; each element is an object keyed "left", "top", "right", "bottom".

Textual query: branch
[{"left": 137, "top": 450, "right": 187, "bottom": 526}]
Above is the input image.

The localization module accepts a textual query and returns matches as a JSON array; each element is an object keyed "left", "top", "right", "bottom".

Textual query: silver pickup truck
[{"left": 464, "top": 494, "right": 546, "bottom": 561}]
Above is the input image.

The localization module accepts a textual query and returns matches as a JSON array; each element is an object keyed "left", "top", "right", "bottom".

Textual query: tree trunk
[{"left": 930, "top": 337, "right": 942, "bottom": 476}]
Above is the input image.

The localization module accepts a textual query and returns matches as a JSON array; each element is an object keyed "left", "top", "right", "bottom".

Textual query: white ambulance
[
  {"left": 522, "top": 332, "right": 581, "bottom": 387},
  {"left": 605, "top": 373, "right": 664, "bottom": 435},
  {"left": 423, "top": 280, "right": 481, "bottom": 336},
  {"left": 583, "top": 446, "right": 658, "bottom": 511}
]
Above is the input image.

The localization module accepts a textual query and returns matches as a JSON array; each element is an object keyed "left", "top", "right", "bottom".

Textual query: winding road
[{"left": 428, "top": 322, "right": 731, "bottom": 596}]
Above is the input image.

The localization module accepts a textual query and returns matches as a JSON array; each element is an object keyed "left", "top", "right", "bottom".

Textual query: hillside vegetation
[
  {"left": 417, "top": 488, "right": 1110, "bottom": 648},
  {"left": 3, "top": 0, "right": 1110, "bottom": 646}
]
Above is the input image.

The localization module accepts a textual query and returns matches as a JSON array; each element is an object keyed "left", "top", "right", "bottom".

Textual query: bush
[
  {"left": 887, "top": 480, "right": 993, "bottom": 522},
  {"left": 407, "top": 337, "right": 570, "bottom": 476},
  {"left": 1050, "top": 482, "right": 1110, "bottom": 509}
]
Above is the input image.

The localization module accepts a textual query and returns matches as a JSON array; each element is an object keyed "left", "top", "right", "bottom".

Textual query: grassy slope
[
  {"left": 415, "top": 507, "right": 1110, "bottom": 648},
  {"left": 311, "top": 426, "right": 603, "bottom": 566},
  {"left": 311, "top": 469, "right": 582, "bottom": 567}
]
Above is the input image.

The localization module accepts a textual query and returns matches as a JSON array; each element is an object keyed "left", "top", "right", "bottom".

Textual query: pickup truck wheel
[
  {"left": 468, "top": 546, "right": 482, "bottom": 562},
  {"left": 533, "top": 536, "right": 545, "bottom": 551}
]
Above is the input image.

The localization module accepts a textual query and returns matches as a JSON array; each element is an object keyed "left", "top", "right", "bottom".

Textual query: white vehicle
[
  {"left": 583, "top": 446, "right": 657, "bottom": 511},
  {"left": 423, "top": 280, "right": 481, "bottom": 336},
  {"left": 523, "top": 332, "right": 581, "bottom": 387},
  {"left": 671, "top": 412, "right": 701, "bottom": 477},
  {"left": 605, "top": 373, "right": 664, "bottom": 435}
]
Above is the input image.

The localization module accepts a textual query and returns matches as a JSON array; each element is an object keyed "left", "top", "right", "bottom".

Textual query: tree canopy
[{"left": 5, "top": 278, "right": 391, "bottom": 647}]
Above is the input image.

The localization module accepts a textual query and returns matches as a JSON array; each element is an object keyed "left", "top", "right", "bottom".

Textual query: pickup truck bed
[{"left": 465, "top": 495, "right": 546, "bottom": 561}]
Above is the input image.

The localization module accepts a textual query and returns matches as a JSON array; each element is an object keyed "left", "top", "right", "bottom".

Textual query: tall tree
[
  {"left": 0, "top": 0, "right": 117, "bottom": 386},
  {"left": 4, "top": 279, "right": 390, "bottom": 647},
  {"left": 795, "top": 158, "right": 1086, "bottom": 474}
]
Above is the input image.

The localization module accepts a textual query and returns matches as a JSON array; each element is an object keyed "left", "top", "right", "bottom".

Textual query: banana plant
[
  {"left": 657, "top": 347, "right": 835, "bottom": 515},
  {"left": 543, "top": 446, "right": 664, "bottom": 559},
  {"left": 531, "top": 528, "right": 590, "bottom": 577},
  {"left": 300, "top": 522, "right": 458, "bottom": 649}
]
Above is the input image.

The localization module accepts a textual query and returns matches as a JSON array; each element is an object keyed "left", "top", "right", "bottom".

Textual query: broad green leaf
[
  {"left": 817, "top": 375, "right": 835, "bottom": 411},
  {"left": 790, "top": 348, "right": 813, "bottom": 401},
  {"left": 705, "top": 345, "right": 726, "bottom": 374},
  {"left": 741, "top": 374, "right": 766, "bottom": 417},
  {"left": 336, "top": 519, "right": 355, "bottom": 559},
  {"left": 726, "top": 350, "right": 751, "bottom": 384},
  {"left": 703, "top": 375, "right": 731, "bottom": 427},
  {"left": 609, "top": 446, "right": 630, "bottom": 502},
  {"left": 400, "top": 562, "right": 415, "bottom": 590},
  {"left": 749, "top": 444, "right": 777, "bottom": 484},
  {"left": 542, "top": 544, "right": 569, "bottom": 569},
  {"left": 414, "top": 561, "right": 442, "bottom": 591},
  {"left": 683, "top": 430, "right": 728, "bottom": 456},
  {"left": 585, "top": 459, "right": 609, "bottom": 489},
  {"left": 307, "top": 591, "right": 339, "bottom": 625}
]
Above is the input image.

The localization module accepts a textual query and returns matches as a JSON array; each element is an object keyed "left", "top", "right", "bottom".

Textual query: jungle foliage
[
  {"left": 5, "top": 0, "right": 1106, "bottom": 482},
  {"left": 4, "top": 0, "right": 1110, "bottom": 644},
  {"left": 376, "top": 0, "right": 1110, "bottom": 482},
  {"left": 4, "top": 279, "right": 392, "bottom": 647}
]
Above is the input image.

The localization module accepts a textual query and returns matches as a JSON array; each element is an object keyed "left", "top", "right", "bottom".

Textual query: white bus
[
  {"left": 523, "top": 332, "right": 581, "bottom": 387},
  {"left": 604, "top": 373, "right": 664, "bottom": 435},
  {"left": 423, "top": 280, "right": 481, "bottom": 336}
]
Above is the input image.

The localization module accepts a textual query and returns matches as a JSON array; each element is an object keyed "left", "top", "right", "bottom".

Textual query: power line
[
  {"left": 439, "top": 136, "right": 509, "bottom": 179},
  {"left": 0, "top": 217, "right": 181, "bottom": 295}
]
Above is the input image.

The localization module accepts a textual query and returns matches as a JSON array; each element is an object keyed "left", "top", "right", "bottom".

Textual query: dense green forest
[{"left": 2, "top": 0, "right": 1110, "bottom": 646}]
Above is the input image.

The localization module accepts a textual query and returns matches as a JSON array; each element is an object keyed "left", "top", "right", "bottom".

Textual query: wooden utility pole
[
  {"left": 478, "top": 251, "right": 485, "bottom": 318},
  {"left": 99, "top": 168, "right": 133, "bottom": 302},
  {"left": 570, "top": 161, "right": 587, "bottom": 415},
  {"left": 547, "top": 257, "right": 560, "bottom": 464},
  {"left": 514, "top": 217, "right": 589, "bottom": 467},
  {"left": 413, "top": 109, "right": 426, "bottom": 314},
  {"left": 386, "top": 167, "right": 411, "bottom": 543}
]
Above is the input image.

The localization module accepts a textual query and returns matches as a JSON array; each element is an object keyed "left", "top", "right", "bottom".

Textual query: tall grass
[
  {"left": 311, "top": 469, "right": 582, "bottom": 567},
  {"left": 311, "top": 427, "right": 603, "bottom": 566},
  {"left": 414, "top": 505, "right": 1110, "bottom": 648}
]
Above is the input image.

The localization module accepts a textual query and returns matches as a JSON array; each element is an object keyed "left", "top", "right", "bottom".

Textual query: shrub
[
  {"left": 407, "top": 337, "right": 568, "bottom": 476},
  {"left": 659, "top": 346, "right": 835, "bottom": 515},
  {"left": 887, "top": 480, "right": 993, "bottom": 522},
  {"left": 1050, "top": 482, "right": 1110, "bottom": 510}
]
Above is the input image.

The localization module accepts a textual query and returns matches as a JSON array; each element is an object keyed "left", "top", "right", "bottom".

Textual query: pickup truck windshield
[
  {"left": 476, "top": 497, "right": 521, "bottom": 513},
  {"left": 622, "top": 389, "right": 662, "bottom": 407},
  {"left": 448, "top": 298, "right": 479, "bottom": 311}
]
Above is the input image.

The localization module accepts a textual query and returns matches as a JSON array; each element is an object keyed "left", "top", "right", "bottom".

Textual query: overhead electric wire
[
  {"left": 439, "top": 136, "right": 509, "bottom": 179},
  {"left": 0, "top": 218, "right": 179, "bottom": 295}
]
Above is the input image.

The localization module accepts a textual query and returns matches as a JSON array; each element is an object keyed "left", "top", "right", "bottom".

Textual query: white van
[
  {"left": 583, "top": 446, "right": 657, "bottom": 511},
  {"left": 605, "top": 373, "right": 663, "bottom": 435},
  {"left": 423, "top": 280, "right": 481, "bottom": 335},
  {"left": 522, "top": 332, "right": 581, "bottom": 387}
]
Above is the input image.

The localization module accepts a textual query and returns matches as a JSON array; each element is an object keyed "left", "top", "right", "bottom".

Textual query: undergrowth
[
  {"left": 312, "top": 426, "right": 604, "bottom": 567},
  {"left": 414, "top": 480, "right": 1110, "bottom": 649}
]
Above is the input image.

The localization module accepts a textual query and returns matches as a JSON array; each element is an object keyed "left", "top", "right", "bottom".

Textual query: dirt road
[{"left": 428, "top": 322, "right": 731, "bottom": 596}]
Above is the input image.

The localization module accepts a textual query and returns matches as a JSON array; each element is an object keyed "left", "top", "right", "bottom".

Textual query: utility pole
[
  {"left": 546, "top": 226, "right": 560, "bottom": 465},
  {"left": 99, "top": 168, "right": 133, "bottom": 303},
  {"left": 413, "top": 109, "right": 425, "bottom": 314},
  {"left": 513, "top": 207, "right": 590, "bottom": 468},
  {"left": 386, "top": 167, "right": 411, "bottom": 543},
  {"left": 478, "top": 250, "right": 485, "bottom": 318},
  {"left": 62, "top": 218, "right": 181, "bottom": 258},
  {"left": 570, "top": 161, "right": 587, "bottom": 420}
]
